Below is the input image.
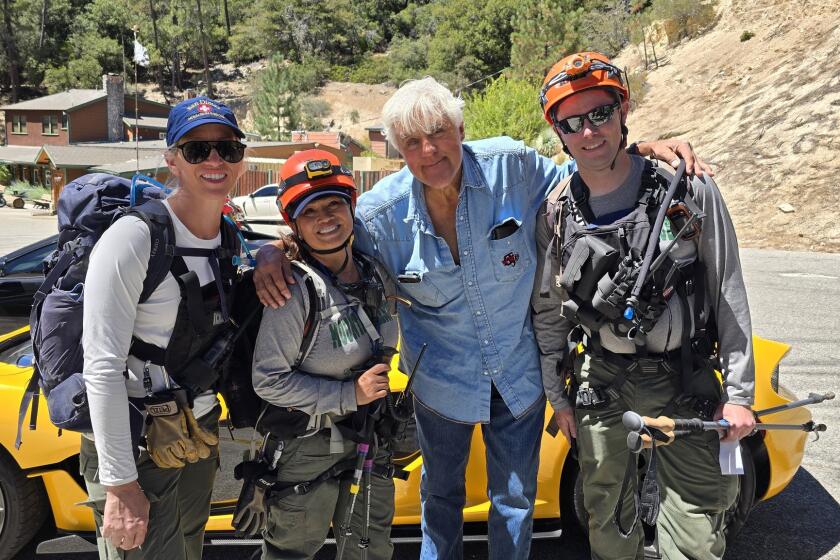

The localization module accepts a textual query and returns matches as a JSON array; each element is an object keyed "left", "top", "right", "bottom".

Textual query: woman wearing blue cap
[{"left": 81, "top": 96, "right": 247, "bottom": 559}]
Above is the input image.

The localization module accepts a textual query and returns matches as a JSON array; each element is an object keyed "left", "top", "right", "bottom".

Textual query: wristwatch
[{"left": 626, "top": 141, "right": 643, "bottom": 156}]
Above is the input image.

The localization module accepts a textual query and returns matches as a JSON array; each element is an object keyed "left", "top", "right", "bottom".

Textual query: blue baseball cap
[{"left": 166, "top": 96, "right": 245, "bottom": 146}]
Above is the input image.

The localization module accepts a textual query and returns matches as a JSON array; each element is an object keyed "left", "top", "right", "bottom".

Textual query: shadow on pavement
[{"left": 726, "top": 468, "right": 840, "bottom": 559}]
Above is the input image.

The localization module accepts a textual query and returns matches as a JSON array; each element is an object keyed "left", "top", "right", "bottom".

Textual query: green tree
[
  {"left": 252, "top": 57, "right": 321, "bottom": 140},
  {"left": 463, "top": 74, "right": 552, "bottom": 155},
  {"left": 424, "top": 0, "right": 518, "bottom": 88},
  {"left": 227, "top": 0, "right": 381, "bottom": 65},
  {"left": 509, "top": 0, "right": 586, "bottom": 81},
  {"left": 42, "top": 56, "right": 103, "bottom": 92},
  {"left": 579, "top": 0, "right": 630, "bottom": 56}
]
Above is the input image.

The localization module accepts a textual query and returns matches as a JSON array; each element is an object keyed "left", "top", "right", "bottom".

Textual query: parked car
[
  {"left": 0, "top": 231, "right": 274, "bottom": 321},
  {"left": 0, "top": 235, "right": 58, "bottom": 316},
  {"left": 231, "top": 184, "right": 291, "bottom": 237},
  {"left": 231, "top": 184, "right": 279, "bottom": 219},
  {"left": 0, "top": 325, "right": 820, "bottom": 559}
]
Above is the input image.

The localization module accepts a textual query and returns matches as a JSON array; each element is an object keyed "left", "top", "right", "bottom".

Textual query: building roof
[
  {"left": 84, "top": 140, "right": 169, "bottom": 149},
  {"left": 40, "top": 145, "right": 164, "bottom": 168},
  {"left": 122, "top": 115, "right": 169, "bottom": 130},
  {"left": 365, "top": 124, "right": 385, "bottom": 131},
  {"left": 0, "top": 89, "right": 106, "bottom": 112},
  {"left": 0, "top": 145, "right": 42, "bottom": 165},
  {"left": 89, "top": 155, "right": 169, "bottom": 176},
  {"left": 1, "top": 89, "right": 171, "bottom": 112}
]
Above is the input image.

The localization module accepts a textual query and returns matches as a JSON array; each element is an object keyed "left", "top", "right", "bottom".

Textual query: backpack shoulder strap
[
  {"left": 545, "top": 173, "right": 573, "bottom": 233},
  {"left": 123, "top": 199, "right": 176, "bottom": 304},
  {"left": 540, "top": 174, "right": 574, "bottom": 297},
  {"left": 289, "top": 260, "right": 329, "bottom": 369}
]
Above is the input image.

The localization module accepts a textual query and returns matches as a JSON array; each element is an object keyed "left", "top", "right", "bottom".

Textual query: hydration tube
[
  {"left": 129, "top": 173, "right": 170, "bottom": 207},
  {"left": 624, "top": 159, "right": 687, "bottom": 322},
  {"left": 223, "top": 215, "right": 257, "bottom": 267}
]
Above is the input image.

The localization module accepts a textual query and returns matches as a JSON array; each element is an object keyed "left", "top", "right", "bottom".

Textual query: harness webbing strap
[
  {"left": 130, "top": 337, "right": 167, "bottom": 365},
  {"left": 15, "top": 368, "right": 41, "bottom": 449}
]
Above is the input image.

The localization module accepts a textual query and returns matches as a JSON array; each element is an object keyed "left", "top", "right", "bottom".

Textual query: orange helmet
[
  {"left": 277, "top": 149, "right": 357, "bottom": 224},
  {"left": 540, "top": 52, "right": 628, "bottom": 128}
]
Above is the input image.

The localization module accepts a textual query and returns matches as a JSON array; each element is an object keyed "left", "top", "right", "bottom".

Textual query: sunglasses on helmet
[
  {"left": 175, "top": 140, "right": 247, "bottom": 164},
  {"left": 554, "top": 102, "right": 620, "bottom": 134}
]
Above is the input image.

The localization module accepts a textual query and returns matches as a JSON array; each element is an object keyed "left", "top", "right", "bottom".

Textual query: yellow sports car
[{"left": 0, "top": 326, "right": 820, "bottom": 559}]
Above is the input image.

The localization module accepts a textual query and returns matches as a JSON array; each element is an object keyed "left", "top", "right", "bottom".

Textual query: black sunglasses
[
  {"left": 554, "top": 102, "right": 620, "bottom": 134},
  {"left": 175, "top": 140, "right": 247, "bottom": 164}
]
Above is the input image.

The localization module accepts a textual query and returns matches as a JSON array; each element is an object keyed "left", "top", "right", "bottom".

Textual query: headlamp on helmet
[
  {"left": 277, "top": 149, "right": 357, "bottom": 225},
  {"left": 540, "top": 51, "right": 629, "bottom": 130},
  {"left": 304, "top": 159, "right": 333, "bottom": 179}
]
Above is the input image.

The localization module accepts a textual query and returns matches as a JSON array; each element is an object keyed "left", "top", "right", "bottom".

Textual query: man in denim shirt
[{"left": 254, "top": 77, "right": 709, "bottom": 559}]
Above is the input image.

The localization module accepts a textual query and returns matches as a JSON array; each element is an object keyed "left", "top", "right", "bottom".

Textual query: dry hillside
[{"left": 619, "top": 0, "right": 840, "bottom": 252}]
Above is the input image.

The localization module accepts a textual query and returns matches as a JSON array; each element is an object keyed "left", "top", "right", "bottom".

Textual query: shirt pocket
[
  {"left": 487, "top": 219, "right": 530, "bottom": 283},
  {"left": 399, "top": 267, "right": 461, "bottom": 308}
]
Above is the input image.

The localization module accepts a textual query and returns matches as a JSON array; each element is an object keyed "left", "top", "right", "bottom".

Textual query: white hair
[{"left": 382, "top": 77, "right": 465, "bottom": 145}]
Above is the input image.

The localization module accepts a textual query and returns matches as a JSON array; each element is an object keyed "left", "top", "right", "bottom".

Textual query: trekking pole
[
  {"left": 623, "top": 411, "right": 829, "bottom": 453},
  {"left": 359, "top": 452, "right": 374, "bottom": 560},
  {"left": 336, "top": 439, "right": 370, "bottom": 560},
  {"left": 624, "top": 159, "right": 687, "bottom": 323},
  {"left": 336, "top": 403, "right": 380, "bottom": 560},
  {"left": 754, "top": 392, "right": 834, "bottom": 417}
]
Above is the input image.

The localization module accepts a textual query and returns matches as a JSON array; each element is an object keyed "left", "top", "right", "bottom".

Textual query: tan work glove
[
  {"left": 144, "top": 398, "right": 198, "bottom": 468},
  {"left": 183, "top": 405, "right": 219, "bottom": 460}
]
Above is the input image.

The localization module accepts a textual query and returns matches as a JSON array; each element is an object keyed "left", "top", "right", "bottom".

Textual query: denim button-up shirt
[{"left": 354, "top": 137, "right": 574, "bottom": 423}]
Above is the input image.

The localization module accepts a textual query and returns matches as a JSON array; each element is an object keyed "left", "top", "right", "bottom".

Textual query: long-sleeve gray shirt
[
  {"left": 252, "top": 261, "right": 399, "bottom": 423},
  {"left": 532, "top": 161, "right": 754, "bottom": 411}
]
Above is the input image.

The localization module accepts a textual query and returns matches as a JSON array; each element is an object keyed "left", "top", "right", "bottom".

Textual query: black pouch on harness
[{"left": 560, "top": 234, "right": 620, "bottom": 299}]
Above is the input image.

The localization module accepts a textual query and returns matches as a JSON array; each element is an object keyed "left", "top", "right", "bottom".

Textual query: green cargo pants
[
  {"left": 79, "top": 406, "right": 221, "bottom": 560},
  {"left": 574, "top": 353, "right": 739, "bottom": 560},
  {"left": 262, "top": 430, "right": 395, "bottom": 560}
]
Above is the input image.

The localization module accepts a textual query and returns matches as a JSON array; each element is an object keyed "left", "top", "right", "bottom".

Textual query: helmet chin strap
[
  {"left": 609, "top": 123, "right": 629, "bottom": 170},
  {"left": 300, "top": 233, "right": 353, "bottom": 255}
]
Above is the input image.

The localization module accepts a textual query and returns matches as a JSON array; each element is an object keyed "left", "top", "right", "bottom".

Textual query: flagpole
[{"left": 132, "top": 25, "right": 140, "bottom": 174}]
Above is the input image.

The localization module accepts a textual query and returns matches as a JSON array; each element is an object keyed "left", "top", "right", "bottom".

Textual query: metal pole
[
  {"left": 132, "top": 26, "right": 140, "bottom": 174},
  {"left": 754, "top": 392, "right": 835, "bottom": 418}
]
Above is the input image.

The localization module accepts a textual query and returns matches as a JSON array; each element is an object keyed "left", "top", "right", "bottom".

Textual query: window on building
[
  {"left": 61, "top": 113, "right": 69, "bottom": 129},
  {"left": 42, "top": 114, "right": 59, "bottom": 135},
  {"left": 11, "top": 114, "right": 27, "bottom": 134}
]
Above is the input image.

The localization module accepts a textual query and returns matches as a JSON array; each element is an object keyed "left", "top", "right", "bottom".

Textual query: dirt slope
[{"left": 618, "top": 0, "right": 840, "bottom": 252}]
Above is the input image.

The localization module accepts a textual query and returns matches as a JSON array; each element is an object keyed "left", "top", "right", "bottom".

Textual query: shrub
[
  {"left": 0, "top": 164, "right": 10, "bottom": 186},
  {"left": 463, "top": 74, "right": 552, "bottom": 155},
  {"left": 651, "top": 0, "right": 718, "bottom": 45},
  {"left": 349, "top": 110, "right": 360, "bottom": 124},
  {"left": 740, "top": 30, "right": 755, "bottom": 42},
  {"left": 347, "top": 55, "right": 393, "bottom": 84},
  {"left": 626, "top": 70, "right": 648, "bottom": 110}
]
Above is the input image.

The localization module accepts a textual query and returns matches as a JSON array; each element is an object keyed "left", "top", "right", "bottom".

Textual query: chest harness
[
  {"left": 127, "top": 205, "right": 242, "bottom": 409},
  {"left": 541, "top": 159, "right": 717, "bottom": 412},
  {"left": 233, "top": 250, "right": 408, "bottom": 540}
]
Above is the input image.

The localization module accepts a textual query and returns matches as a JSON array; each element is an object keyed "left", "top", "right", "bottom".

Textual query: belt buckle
[{"left": 293, "top": 482, "right": 311, "bottom": 495}]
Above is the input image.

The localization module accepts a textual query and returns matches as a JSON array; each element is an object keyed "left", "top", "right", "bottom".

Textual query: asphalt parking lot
[{"left": 2, "top": 206, "right": 838, "bottom": 559}]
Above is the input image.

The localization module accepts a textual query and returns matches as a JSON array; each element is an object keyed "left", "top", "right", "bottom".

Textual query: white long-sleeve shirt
[{"left": 83, "top": 200, "right": 219, "bottom": 486}]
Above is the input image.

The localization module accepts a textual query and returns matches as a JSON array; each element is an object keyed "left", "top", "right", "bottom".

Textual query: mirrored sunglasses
[
  {"left": 176, "top": 140, "right": 247, "bottom": 164},
  {"left": 555, "top": 102, "right": 620, "bottom": 134}
]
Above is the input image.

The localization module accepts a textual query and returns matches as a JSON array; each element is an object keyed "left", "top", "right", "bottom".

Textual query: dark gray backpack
[{"left": 17, "top": 173, "right": 175, "bottom": 448}]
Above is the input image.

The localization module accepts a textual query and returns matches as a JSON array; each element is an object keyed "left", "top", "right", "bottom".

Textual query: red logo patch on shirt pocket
[{"left": 502, "top": 252, "right": 520, "bottom": 267}]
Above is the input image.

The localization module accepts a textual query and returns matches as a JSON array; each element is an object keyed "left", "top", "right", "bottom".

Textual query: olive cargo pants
[
  {"left": 79, "top": 406, "right": 221, "bottom": 560},
  {"left": 574, "top": 353, "right": 739, "bottom": 560},
  {"left": 262, "top": 431, "right": 395, "bottom": 560}
]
